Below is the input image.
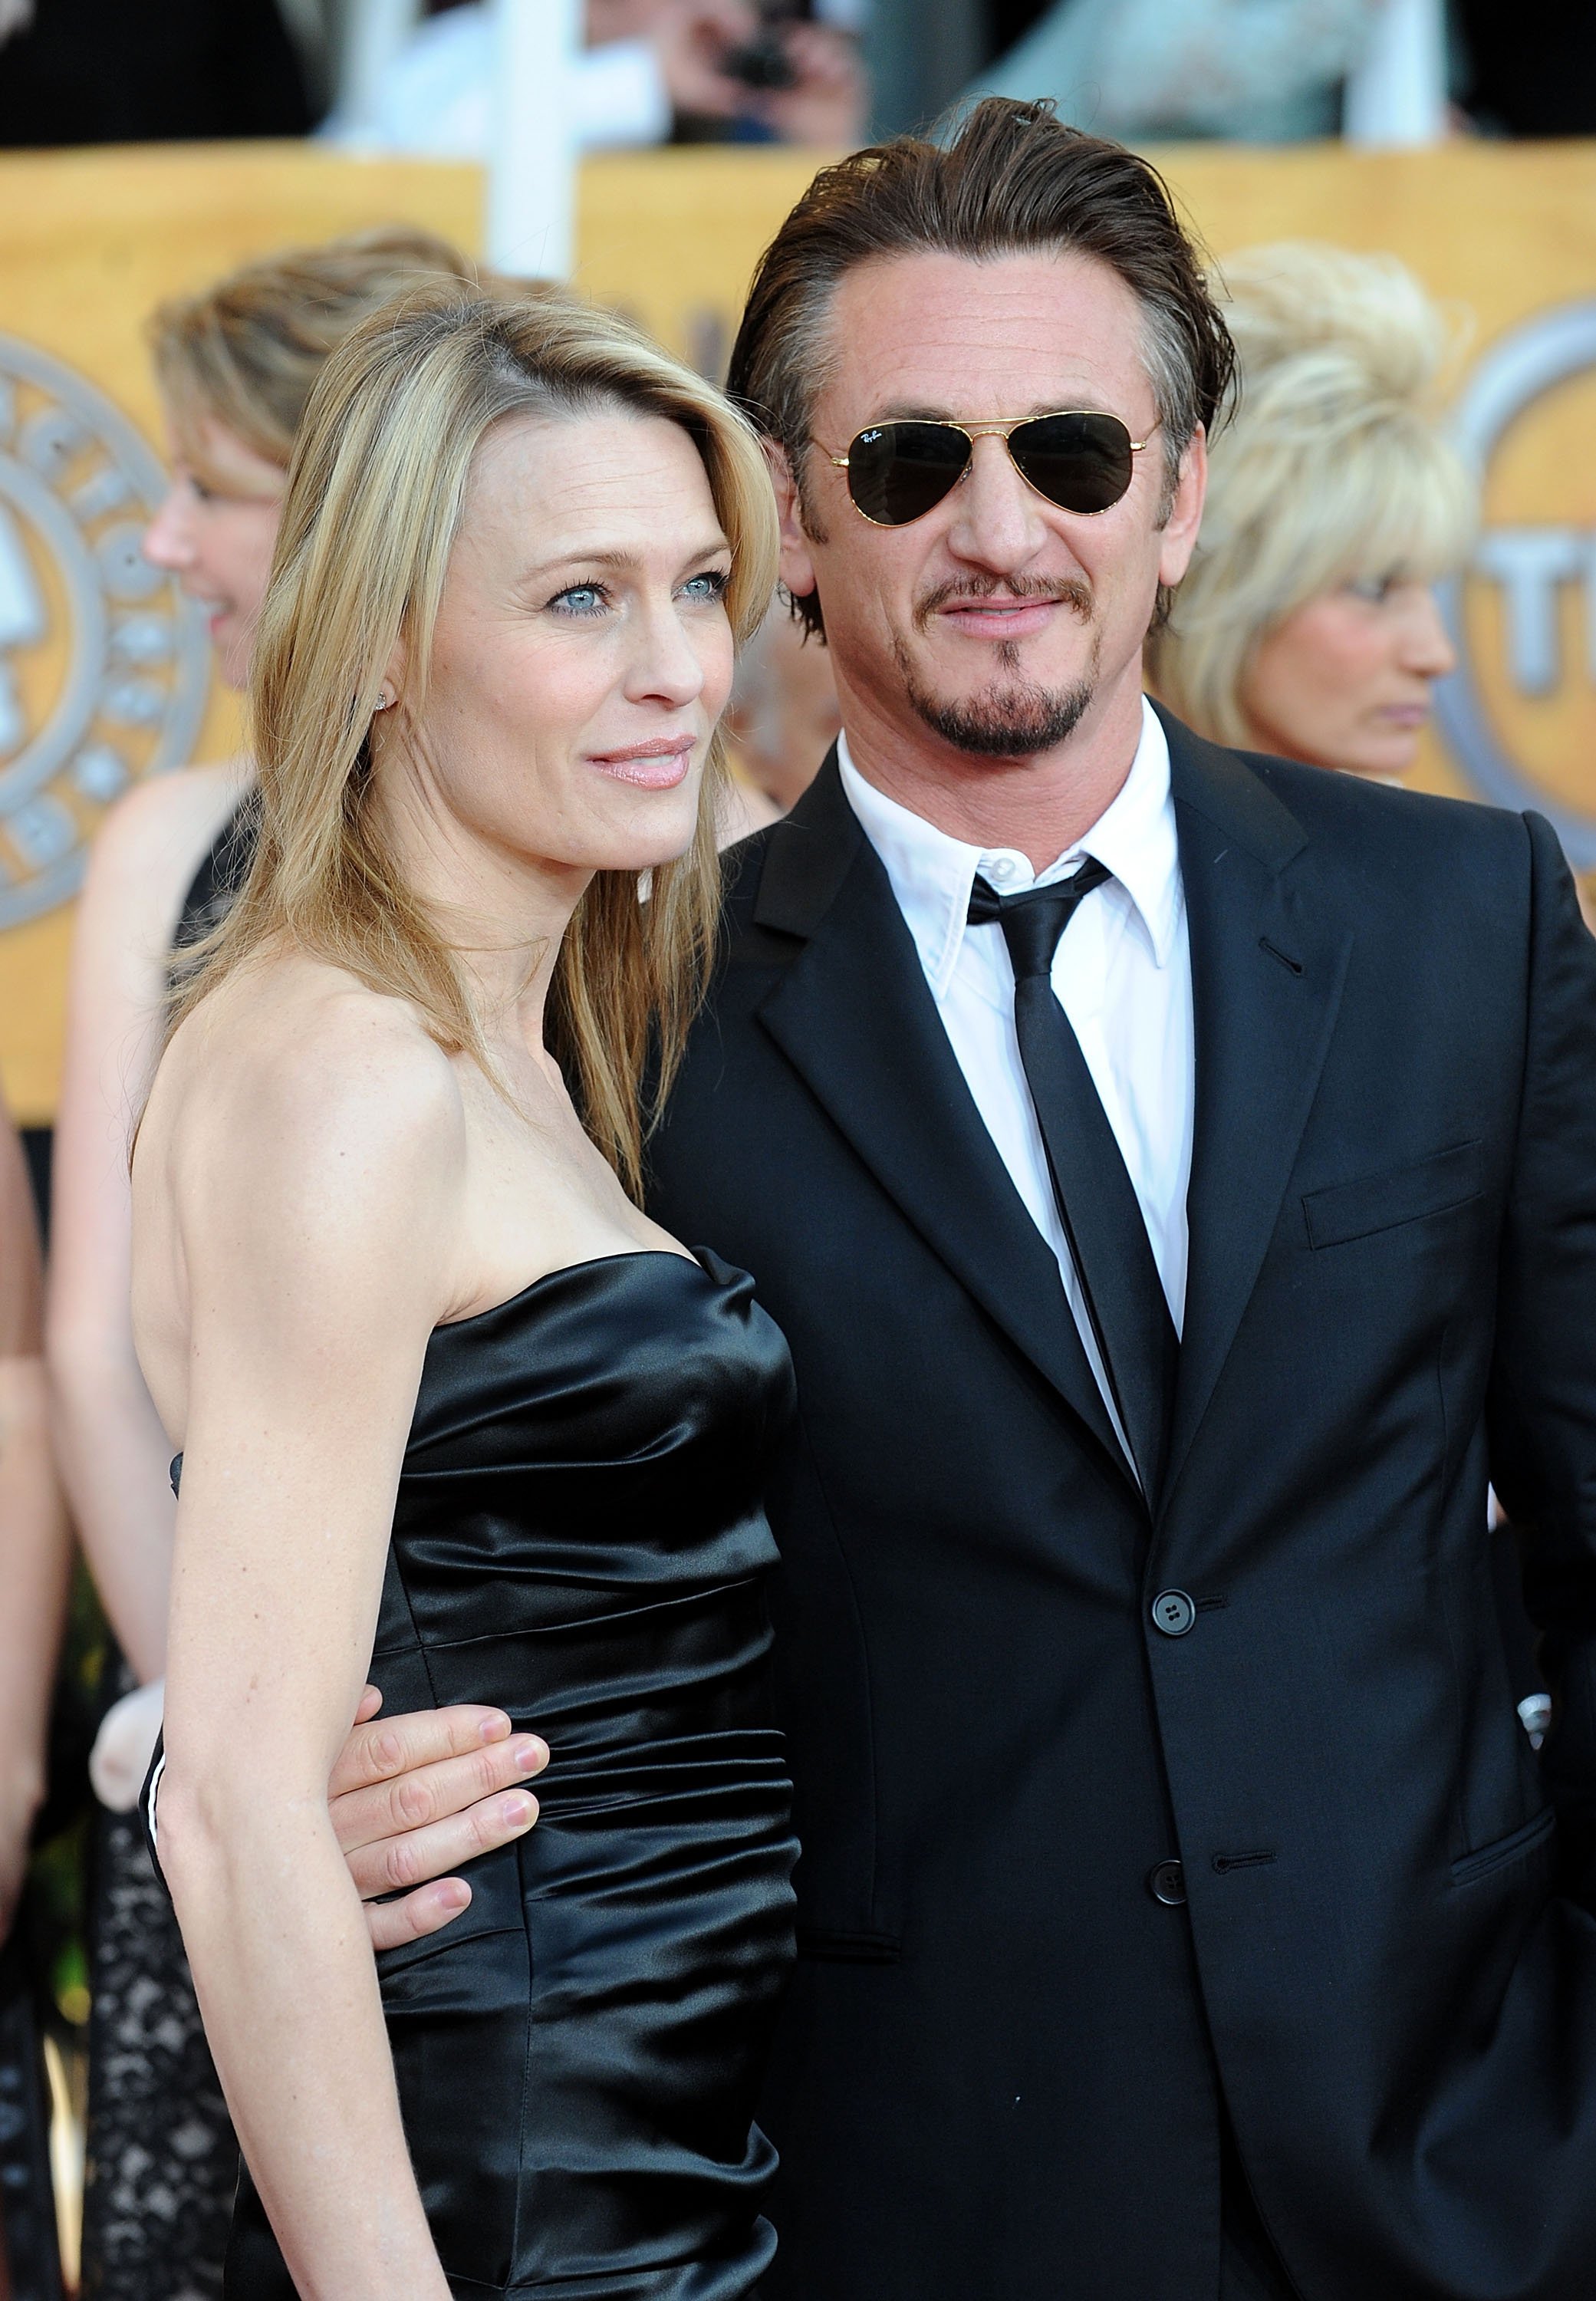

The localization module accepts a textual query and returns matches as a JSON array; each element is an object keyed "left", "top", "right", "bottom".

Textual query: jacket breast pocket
[{"left": 1301, "top": 1140, "right": 1484, "bottom": 1251}]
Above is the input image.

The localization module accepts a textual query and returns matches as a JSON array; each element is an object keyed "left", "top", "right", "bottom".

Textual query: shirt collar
[{"left": 837, "top": 696, "right": 1181, "bottom": 1002}]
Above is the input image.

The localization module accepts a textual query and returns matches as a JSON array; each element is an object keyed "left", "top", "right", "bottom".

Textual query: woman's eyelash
[
  {"left": 549, "top": 581, "right": 611, "bottom": 615},
  {"left": 548, "top": 568, "right": 730, "bottom": 615}
]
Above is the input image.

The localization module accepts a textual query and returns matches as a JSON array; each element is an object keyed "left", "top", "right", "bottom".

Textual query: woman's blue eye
[
  {"left": 1347, "top": 574, "right": 1396, "bottom": 605},
  {"left": 552, "top": 584, "right": 608, "bottom": 616},
  {"left": 682, "top": 569, "right": 730, "bottom": 604}
]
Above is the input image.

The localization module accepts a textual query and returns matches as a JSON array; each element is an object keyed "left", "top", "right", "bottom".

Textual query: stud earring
[{"left": 375, "top": 688, "right": 393, "bottom": 711}]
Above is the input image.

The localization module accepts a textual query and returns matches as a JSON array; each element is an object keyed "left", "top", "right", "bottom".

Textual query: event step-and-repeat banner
[{"left": 2, "top": 137, "right": 1594, "bottom": 1121}]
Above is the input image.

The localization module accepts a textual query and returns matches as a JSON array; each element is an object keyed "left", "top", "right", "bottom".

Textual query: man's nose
[
  {"left": 943, "top": 433, "right": 1051, "bottom": 572},
  {"left": 142, "top": 486, "right": 195, "bottom": 572}
]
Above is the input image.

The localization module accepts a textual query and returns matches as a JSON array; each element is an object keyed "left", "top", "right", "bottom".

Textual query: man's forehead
[{"left": 821, "top": 247, "right": 1152, "bottom": 420}]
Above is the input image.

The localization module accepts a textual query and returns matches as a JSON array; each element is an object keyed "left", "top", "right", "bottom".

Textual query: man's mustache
[{"left": 913, "top": 574, "right": 1093, "bottom": 631}]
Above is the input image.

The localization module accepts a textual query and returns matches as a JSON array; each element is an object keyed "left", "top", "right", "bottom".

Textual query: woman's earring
[{"left": 376, "top": 688, "right": 393, "bottom": 711}]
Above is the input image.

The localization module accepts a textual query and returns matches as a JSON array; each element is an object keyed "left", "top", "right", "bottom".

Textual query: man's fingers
[
  {"left": 344, "top": 1789, "right": 541, "bottom": 1901},
  {"left": 327, "top": 1701, "right": 515, "bottom": 1799},
  {"left": 364, "top": 1876, "right": 472, "bottom": 1954},
  {"left": 353, "top": 1684, "right": 383, "bottom": 1726},
  {"left": 331, "top": 1731, "right": 548, "bottom": 1854}
]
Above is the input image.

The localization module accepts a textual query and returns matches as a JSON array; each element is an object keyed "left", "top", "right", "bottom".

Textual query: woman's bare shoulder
[
  {"left": 163, "top": 954, "right": 466, "bottom": 1183},
  {"left": 81, "top": 759, "right": 254, "bottom": 937},
  {"left": 94, "top": 758, "right": 251, "bottom": 864},
  {"left": 146, "top": 956, "right": 470, "bottom": 1324}
]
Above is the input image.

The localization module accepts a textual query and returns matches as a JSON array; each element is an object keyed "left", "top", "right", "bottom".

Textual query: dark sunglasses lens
[
  {"left": 1009, "top": 412, "right": 1135, "bottom": 513},
  {"left": 847, "top": 423, "right": 970, "bottom": 525}
]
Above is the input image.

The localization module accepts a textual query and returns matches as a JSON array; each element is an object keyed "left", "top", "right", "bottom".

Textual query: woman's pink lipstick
[{"left": 588, "top": 735, "right": 696, "bottom": 790}]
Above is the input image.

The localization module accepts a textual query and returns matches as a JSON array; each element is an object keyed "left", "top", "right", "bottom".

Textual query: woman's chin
[
  {"left": 214, "top": 629, "right": 254, "bottom": 693},
  {"left": 1334, "top": 732, "right": 1422, "bottom": 781},
  {"left": 579, "top": 787, "right": 703, "bottom": 871}
]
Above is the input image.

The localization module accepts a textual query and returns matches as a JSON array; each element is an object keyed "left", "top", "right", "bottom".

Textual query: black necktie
[{"left": 969, "top": 859, "right": 1179, "bottom": 1498}]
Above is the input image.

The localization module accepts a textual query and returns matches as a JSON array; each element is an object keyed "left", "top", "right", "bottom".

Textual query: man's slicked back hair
[{"left": 727, "top": 97, "right": 1236, "bottom": 637}]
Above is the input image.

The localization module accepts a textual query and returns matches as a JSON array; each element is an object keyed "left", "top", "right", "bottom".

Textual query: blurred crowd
[{"left": 0, "top": 0, "right": 1593, "bottom": 152}]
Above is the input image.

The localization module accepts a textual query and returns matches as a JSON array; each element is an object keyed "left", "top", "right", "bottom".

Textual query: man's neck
[{"left": 834, "top": 670, "right": 1147, "bottom": 871}]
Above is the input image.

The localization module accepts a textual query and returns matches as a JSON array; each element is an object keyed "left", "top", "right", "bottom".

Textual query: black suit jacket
[{"left": 646, "top": 712, "right": 1596, "bottom": 2301}]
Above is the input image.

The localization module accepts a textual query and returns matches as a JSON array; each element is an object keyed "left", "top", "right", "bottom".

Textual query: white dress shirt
[{"left": 837, "top": 698, "right": 1195, "bottom": 1467}]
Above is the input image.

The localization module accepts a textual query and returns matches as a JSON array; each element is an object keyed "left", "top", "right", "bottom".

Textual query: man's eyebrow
[{"left": 868, "top": 397, "right": 1115, "bottom": 425}]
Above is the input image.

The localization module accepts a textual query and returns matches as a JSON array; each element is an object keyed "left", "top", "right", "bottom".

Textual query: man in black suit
[{"left": 324, "top": 100, "right": 1596, "bottom": 2299}]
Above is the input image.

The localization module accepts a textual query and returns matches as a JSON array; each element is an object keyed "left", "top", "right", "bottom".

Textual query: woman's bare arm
[
  {"left": 147, "top": 989, "right": 472, "bottom": 2300},
  {"left": 0, "top": 1094, "right": 71, "bottom": 1941},
  {"left": 47, "top": 762, "right": 248, "bottom": 1680}
]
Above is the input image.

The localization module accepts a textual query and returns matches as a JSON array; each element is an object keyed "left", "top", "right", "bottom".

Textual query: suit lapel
[
  {"left": 1160, "top": 715, "right": 1351, "bottom": 1503},
  {"left": 753, "top": 756, "right": 1137, "bottom": 1493}
]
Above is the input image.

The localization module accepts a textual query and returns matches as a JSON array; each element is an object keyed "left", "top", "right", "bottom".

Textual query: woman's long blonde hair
[
  {"left": 1147, "top": 242, "right": 1476, "bottom": 748},
  {"left": 170, "top": 284, "right": 779, "bottom": 1194}
]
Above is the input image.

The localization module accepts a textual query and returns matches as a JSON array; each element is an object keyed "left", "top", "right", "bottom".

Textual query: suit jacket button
[
  {"left": 1151, "top": 1588, "right": 1196, "bottom": 1636},
  {"left": 1149, "top": 1859, "right": 1186, "bottom": 1906}
]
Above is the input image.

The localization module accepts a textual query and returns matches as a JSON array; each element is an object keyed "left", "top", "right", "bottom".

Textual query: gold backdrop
[{"left": 2, "top": 137, "right": 1594, "bottom": 1120}]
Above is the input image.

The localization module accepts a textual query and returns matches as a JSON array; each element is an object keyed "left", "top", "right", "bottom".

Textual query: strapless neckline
[
  {"left": 171, "top": 1253, "right": 722, "bottom": 1489},
  {"left": 428, "top": 1246, "right": 707, "bottom": 1341}
]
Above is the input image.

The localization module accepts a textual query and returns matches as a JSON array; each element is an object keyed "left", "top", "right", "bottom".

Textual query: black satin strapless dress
[{"left": 225, "top": 1249, "right": 798, "bottom": 2300}]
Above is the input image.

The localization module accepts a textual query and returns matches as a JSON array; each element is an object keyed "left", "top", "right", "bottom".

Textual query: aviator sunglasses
[{"left": 824, "top": 410, "right": 1153, "bottom": 528}]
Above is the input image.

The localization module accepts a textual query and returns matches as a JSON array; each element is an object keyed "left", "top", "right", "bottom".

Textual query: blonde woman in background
[
  {"left": 1147, "top": 241, "right": 1475, "bottom": 781},
  {"left": 133, "top": 281, "right": 795, "bottom": 2299},
  {"left": 44, "top": 227, "right": 544, "bottom": 2301}
]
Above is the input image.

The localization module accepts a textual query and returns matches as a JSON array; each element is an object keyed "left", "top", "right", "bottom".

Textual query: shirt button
[
  {"left": 1150, "top": 1588, "right": 1196, "bottom": 1637},
  {"left": 987, "top": 857, "right": 1015, "bottom": 883},
  {"left": 1148, "top": 1859, "right": 1186, "bottom": 1906}
]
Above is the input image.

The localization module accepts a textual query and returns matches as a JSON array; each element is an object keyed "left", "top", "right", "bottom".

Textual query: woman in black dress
[
  {"left": 131, "top": 283, "right": 795, "bottom": 2297},
  {"left": 46, "top": 228, "right": 485, "bottom": 2301}
]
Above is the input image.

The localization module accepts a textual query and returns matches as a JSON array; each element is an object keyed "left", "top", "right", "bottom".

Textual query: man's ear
[
  {"left": 764, "top": 437, "right": 821, "bottom": 621},
  {"left": 1157, "top": 423, "right": 1207, "bottom": 591}
]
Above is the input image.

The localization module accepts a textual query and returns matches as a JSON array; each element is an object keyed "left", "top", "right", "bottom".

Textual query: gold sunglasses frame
[{"left": 824, "top": 411, "right": 1154, "bottom": 526}]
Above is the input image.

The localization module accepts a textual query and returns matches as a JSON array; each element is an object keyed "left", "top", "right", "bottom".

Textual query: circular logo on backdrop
[
  {"left": 0, "top": 334, "right": 210, "bottom": 927},
  {"left": 1436, "top": 301, "right": 1596, "bottom": 870}
]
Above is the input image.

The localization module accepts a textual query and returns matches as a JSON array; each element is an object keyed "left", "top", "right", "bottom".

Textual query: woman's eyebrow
[{"left": 519, "top": 535, "right": 731, "bottom": 583}]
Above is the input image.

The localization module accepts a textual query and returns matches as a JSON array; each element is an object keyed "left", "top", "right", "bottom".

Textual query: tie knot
[{"left": 968, "top": 855, "right": 1111, "bottom": 979}]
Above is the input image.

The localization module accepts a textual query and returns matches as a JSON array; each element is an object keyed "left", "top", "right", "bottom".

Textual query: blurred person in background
[
  {"left": 0, "top": 1089, "right": 70, "bottom": 2301},
  {"left": 1146, "top": 242, "right": 1473, "bottom": 779},
  {"left": 968, "top": 0, "right": 1596, "bottom": 145},
  {"left": 0, "top": 1088, "right": 70, "bottom": 1954},
  {"left": 972, "top": 0, "right": 1389, "bottom": 143},
  {"left": 46, "top": 225, "right": 500, "bottom": 2301},
  {"left": 0, "top": 0, "right": 312, "bottom": 143},
  {"left": 726, "top": 596, "right": 840, "bottom": 816},
  {"left": 351, "top": 0, "right": 867, "bottom": 157}
]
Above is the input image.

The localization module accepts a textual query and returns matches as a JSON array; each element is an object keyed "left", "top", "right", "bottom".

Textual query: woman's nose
[
  {"left": 1403, "top": 585, "right": 1458, "bottom": 680},
  {"left": 630, "top": 604, "right": 709, "bottom": 707},
  {"left": 142, "top": 485, "right": 195, "bottom": 572}
]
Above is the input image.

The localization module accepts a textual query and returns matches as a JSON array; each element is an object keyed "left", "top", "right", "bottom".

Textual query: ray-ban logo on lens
[
  {"left": 0, "top": 334, "right": 209, "bottom": 927},
  {"left": 1436, "top": 301, "right": 1596, "bottom": 870}
]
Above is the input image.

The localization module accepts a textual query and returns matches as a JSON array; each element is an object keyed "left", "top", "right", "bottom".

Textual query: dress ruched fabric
[{"left": 223, "top": 1249, "right": 798, "bottom": 2300}]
